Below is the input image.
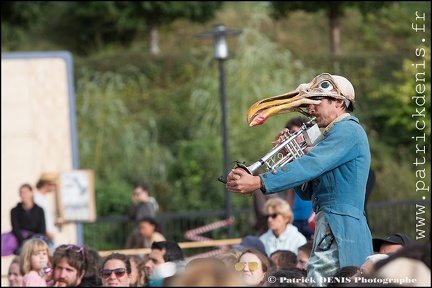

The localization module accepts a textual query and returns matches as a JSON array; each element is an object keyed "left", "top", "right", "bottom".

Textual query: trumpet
[{"left": 218, "top": 117, "right": 322, "bottom": 183}]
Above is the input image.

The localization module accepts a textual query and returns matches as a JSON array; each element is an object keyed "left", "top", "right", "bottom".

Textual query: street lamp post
[{"left": 196, "top": 24, "right": 242, "bottom": 238}]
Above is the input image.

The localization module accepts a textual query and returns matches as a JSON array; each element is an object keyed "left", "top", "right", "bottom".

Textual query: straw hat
[{"left": 39, "top": 172, "right": 58, "bottom": 184}]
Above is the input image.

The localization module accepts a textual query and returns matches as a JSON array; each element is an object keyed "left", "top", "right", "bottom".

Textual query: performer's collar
[{"left": 323, "top": 113, "right": 351, "bottom": 136}]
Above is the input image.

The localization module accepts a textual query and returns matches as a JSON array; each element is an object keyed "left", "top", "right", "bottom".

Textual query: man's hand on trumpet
[
  {"left": 273, "top": 128, "right": 289, "bottom": 147},
  {"left": 226, "top": 168, "right": 263, "bottom": 194}
]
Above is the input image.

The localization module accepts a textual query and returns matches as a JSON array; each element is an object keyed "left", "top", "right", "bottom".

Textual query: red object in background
[
  {"left": 308, "top": 211, "right": 315, "bottom": 232},
  {"left": 184, "top": 218, "right": 234, "bottom": 259}
]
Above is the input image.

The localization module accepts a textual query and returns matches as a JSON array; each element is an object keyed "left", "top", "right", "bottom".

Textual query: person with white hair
[
  {"left": 259, "top": 197, "right": 307, "bottom": 257},
  {"left": 359, "top": 253, "right": 389, "bottom": 277}
]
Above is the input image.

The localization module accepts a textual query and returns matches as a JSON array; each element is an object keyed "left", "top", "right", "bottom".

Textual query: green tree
[
  {"left": 130, "top": 1, "right": 224, "bottom": 55},
  {"left": 43, "top": 1, "right": 223, "bottom": 55},
  {"left": 166, "top": 3, "right": 318, "bottom": 212},
  {"left": 1, "top": 1, "right": 52, "bottom": 49},
  {"left": 75, "top": 67, "right": 174, "bottom": 216},
  {"left": 269, "top": 1, "right": 394, "bottom": 56},
  {"left": 1, "top": 1, "right": 49, "bottom": 27},
  {"left": 368, "top": 47, "right": 431, "bottom": 150},
  {"left": 45, "top": 2, "right": 143, "bottom": 54}
]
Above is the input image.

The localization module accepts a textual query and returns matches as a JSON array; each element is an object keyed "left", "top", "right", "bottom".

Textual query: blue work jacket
[{"left": 260, "top": 115, "right": 373, "bottom": 267}]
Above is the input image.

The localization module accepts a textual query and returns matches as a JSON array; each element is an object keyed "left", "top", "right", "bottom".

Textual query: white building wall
[{"left": 1, "top": 53, "right": 78, "bottom": 286}]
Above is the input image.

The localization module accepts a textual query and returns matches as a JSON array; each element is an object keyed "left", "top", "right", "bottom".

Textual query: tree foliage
[
  {"left": 75, "top": 67, "right": 174, "bottom": 216},
  {"left": 1, "top": 1, "right": 50, "bottom": 28},
  {"left": 25, "top": 1, "right": 223, "bottom": 55},
  {"left": 268, "top": 1, "right": 394, "bottom": 55},
  {"left": 1, "top": 1, "right": 52, "bottom": 49},
  {"left": 137, "top": 1, "right": 223, "bottom": 24},
  {"left": 1, "top": 1, "right": 430, "bottom": 214},
  {"left": 269, "top": 1, "right": 394, "bottom": 18},
  {"left": 166, "top": 3, "right": 318, "bottom": 212},
  {"left": 368, "top": 47, "right": 431, "bottom": 149}
]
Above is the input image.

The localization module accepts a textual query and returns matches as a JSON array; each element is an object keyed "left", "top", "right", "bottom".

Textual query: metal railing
[
  {"left": 366, "top": 199, "right": 430, "bottom": 241},
  {"left": 83, "top": 200, "right": 430, "bottom": 254}
]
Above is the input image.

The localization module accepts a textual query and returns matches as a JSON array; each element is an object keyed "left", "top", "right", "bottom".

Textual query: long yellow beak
[
  {"left": 247, "top": 73, "right": 355, "bottom": 126},
  {"left": 247, "top": 90, "right": 321, "bottom": 127}
]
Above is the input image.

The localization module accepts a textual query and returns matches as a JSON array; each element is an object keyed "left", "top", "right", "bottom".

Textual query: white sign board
[{"left": 58, "top": 170, "right": 96, "bottom": 222}]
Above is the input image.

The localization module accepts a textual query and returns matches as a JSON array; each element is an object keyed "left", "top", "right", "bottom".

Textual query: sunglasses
[
  {"left": 101, "top": 268, "right": 127, "bottom": 279},
  {"left": 265, "top": 213, "right": 279, "bottom": 219},
  {"left": 57, "top": 244, "right": 86, "bottom": 260},
  {"left": 235, "top": 262, "right": 259, "bottom": 272}
]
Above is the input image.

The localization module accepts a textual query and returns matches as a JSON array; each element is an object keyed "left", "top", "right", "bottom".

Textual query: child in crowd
[{"left": 20, "top": 238, "right": 53, "bottom": 286}]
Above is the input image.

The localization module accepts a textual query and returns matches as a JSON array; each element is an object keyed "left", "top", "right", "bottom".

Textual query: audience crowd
[
  {"left": 5, "top": 215, "right": 430, "bottom": 287},
  {"left": 3, "top": 177, "right": 430, "bottom": 287}
]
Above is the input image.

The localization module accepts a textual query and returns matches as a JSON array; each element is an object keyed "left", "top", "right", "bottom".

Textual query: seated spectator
[
  {"left": 166, "top": 256, "right": 244, "bottom": 286},
  {"left": 185, "top": 257, "right": 227, "bottom": 271},
  {"left": 359, "top": 254, "right": 389, "bottom": 277},
  {"left": 8, "top": 256, "right": 23, "bottom": 287},
  {"left": 235, "top": 248, "right": 271, "bottom": 286},
  {"left": 252, "top": 172, "right": 279, "bottom": 236},
  {"left": 263, "top": 268, "right": 308, "bottom": 287},
  {"left": 327, "top": 265, "right": 361, "bottom": 287},
  {"left": 372, "top": 233, "right": 415, "bottom": 254},
  {"left": 20, "top": 238, "right": 53, "bottom": 286},
  {"left": 52, "top": 244, "right": 88, "bottom": 287},
  {"left": 78, "top": 246, "right": 102, "bottom": 287},
  {"left": 2, "top": 183, "right": 47, "bottom": 256},
  {"left": 33, "top": 173, "right": 58, "bottom": 252},
  {"left": 144, "top": 241, "right": 185, "bottom": 287},
  {"left": 128, "top": 254, "right": 147, "bottom": 287},
  {"left": 373, "top": 257, "right": 430, "bottom": 287},
  {"left": 128, "top": 183, "right": 158, "bottom": 225},
  {"left": 296, "top": 240, "right": 313, "bottom": 271},
  {"left": 270, "top": 250, "right": 298, "bottom": 270},
  {"left": 100, "top": 253, "right": 132, "bottom": 287},
  {"left": 284, "top": 117, "right": 314, "bottom": 241},
  {"left": 232, "top": 235, "right": 266, "bottom": 256},
  {"left": 286, "top": 188, "right": 314, "bottom": 240},
  {"left": 214, "top": 249, "right": 242, "bottom": 270},
  {"left": 259, "top": 198, "right": 307, "bottom": 257},
  {"left": 373, "top": 241, "right": 431, "bottom": 272},
  {"left": 125, "top": 216, "right": 166, "bottom": 249}
]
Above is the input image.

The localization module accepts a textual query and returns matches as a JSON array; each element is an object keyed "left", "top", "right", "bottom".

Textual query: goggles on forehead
[{"left": 57, "top": 244, "right": 86, "bottom": 260}]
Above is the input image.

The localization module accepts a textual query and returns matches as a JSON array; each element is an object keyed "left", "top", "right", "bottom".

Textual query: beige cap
[{"left": 297, "top": 73, "right": 355, "bottom": 101}]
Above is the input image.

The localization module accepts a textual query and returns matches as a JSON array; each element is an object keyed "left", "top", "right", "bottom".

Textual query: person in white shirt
[
  {"left": 33, "top": 172, "right": 58, "bottom": 250},
  {"left": 259, "top": 197, "right": 307, "bottom": 257}
]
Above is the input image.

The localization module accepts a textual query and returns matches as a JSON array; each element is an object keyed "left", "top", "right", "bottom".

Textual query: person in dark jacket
[
  {"left": 77, "top": 246, "right": 102, "bottom": 287},
  {"left": 10, "top": 183, "right": 47, "bottom": 255}
]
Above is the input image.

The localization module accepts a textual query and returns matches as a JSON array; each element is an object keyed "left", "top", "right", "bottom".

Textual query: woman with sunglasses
[
  {"left": 235, "top": 248, "right": 270, "bottom": 286},
  {"left": 259, "top": 197, "right": 307, "bottom": 257},
  {"left": 100, "top": 253, "right": 132, "bottom": 287}
]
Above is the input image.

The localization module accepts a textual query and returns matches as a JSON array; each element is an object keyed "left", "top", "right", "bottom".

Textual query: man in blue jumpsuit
[{"left": 226, "top": 73, "right": 373, "bottom": 287}]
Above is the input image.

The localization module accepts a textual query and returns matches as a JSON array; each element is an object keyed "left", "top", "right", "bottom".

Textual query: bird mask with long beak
[{"left": 247, "top": 73, "right": 355, "bottom": 127}]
